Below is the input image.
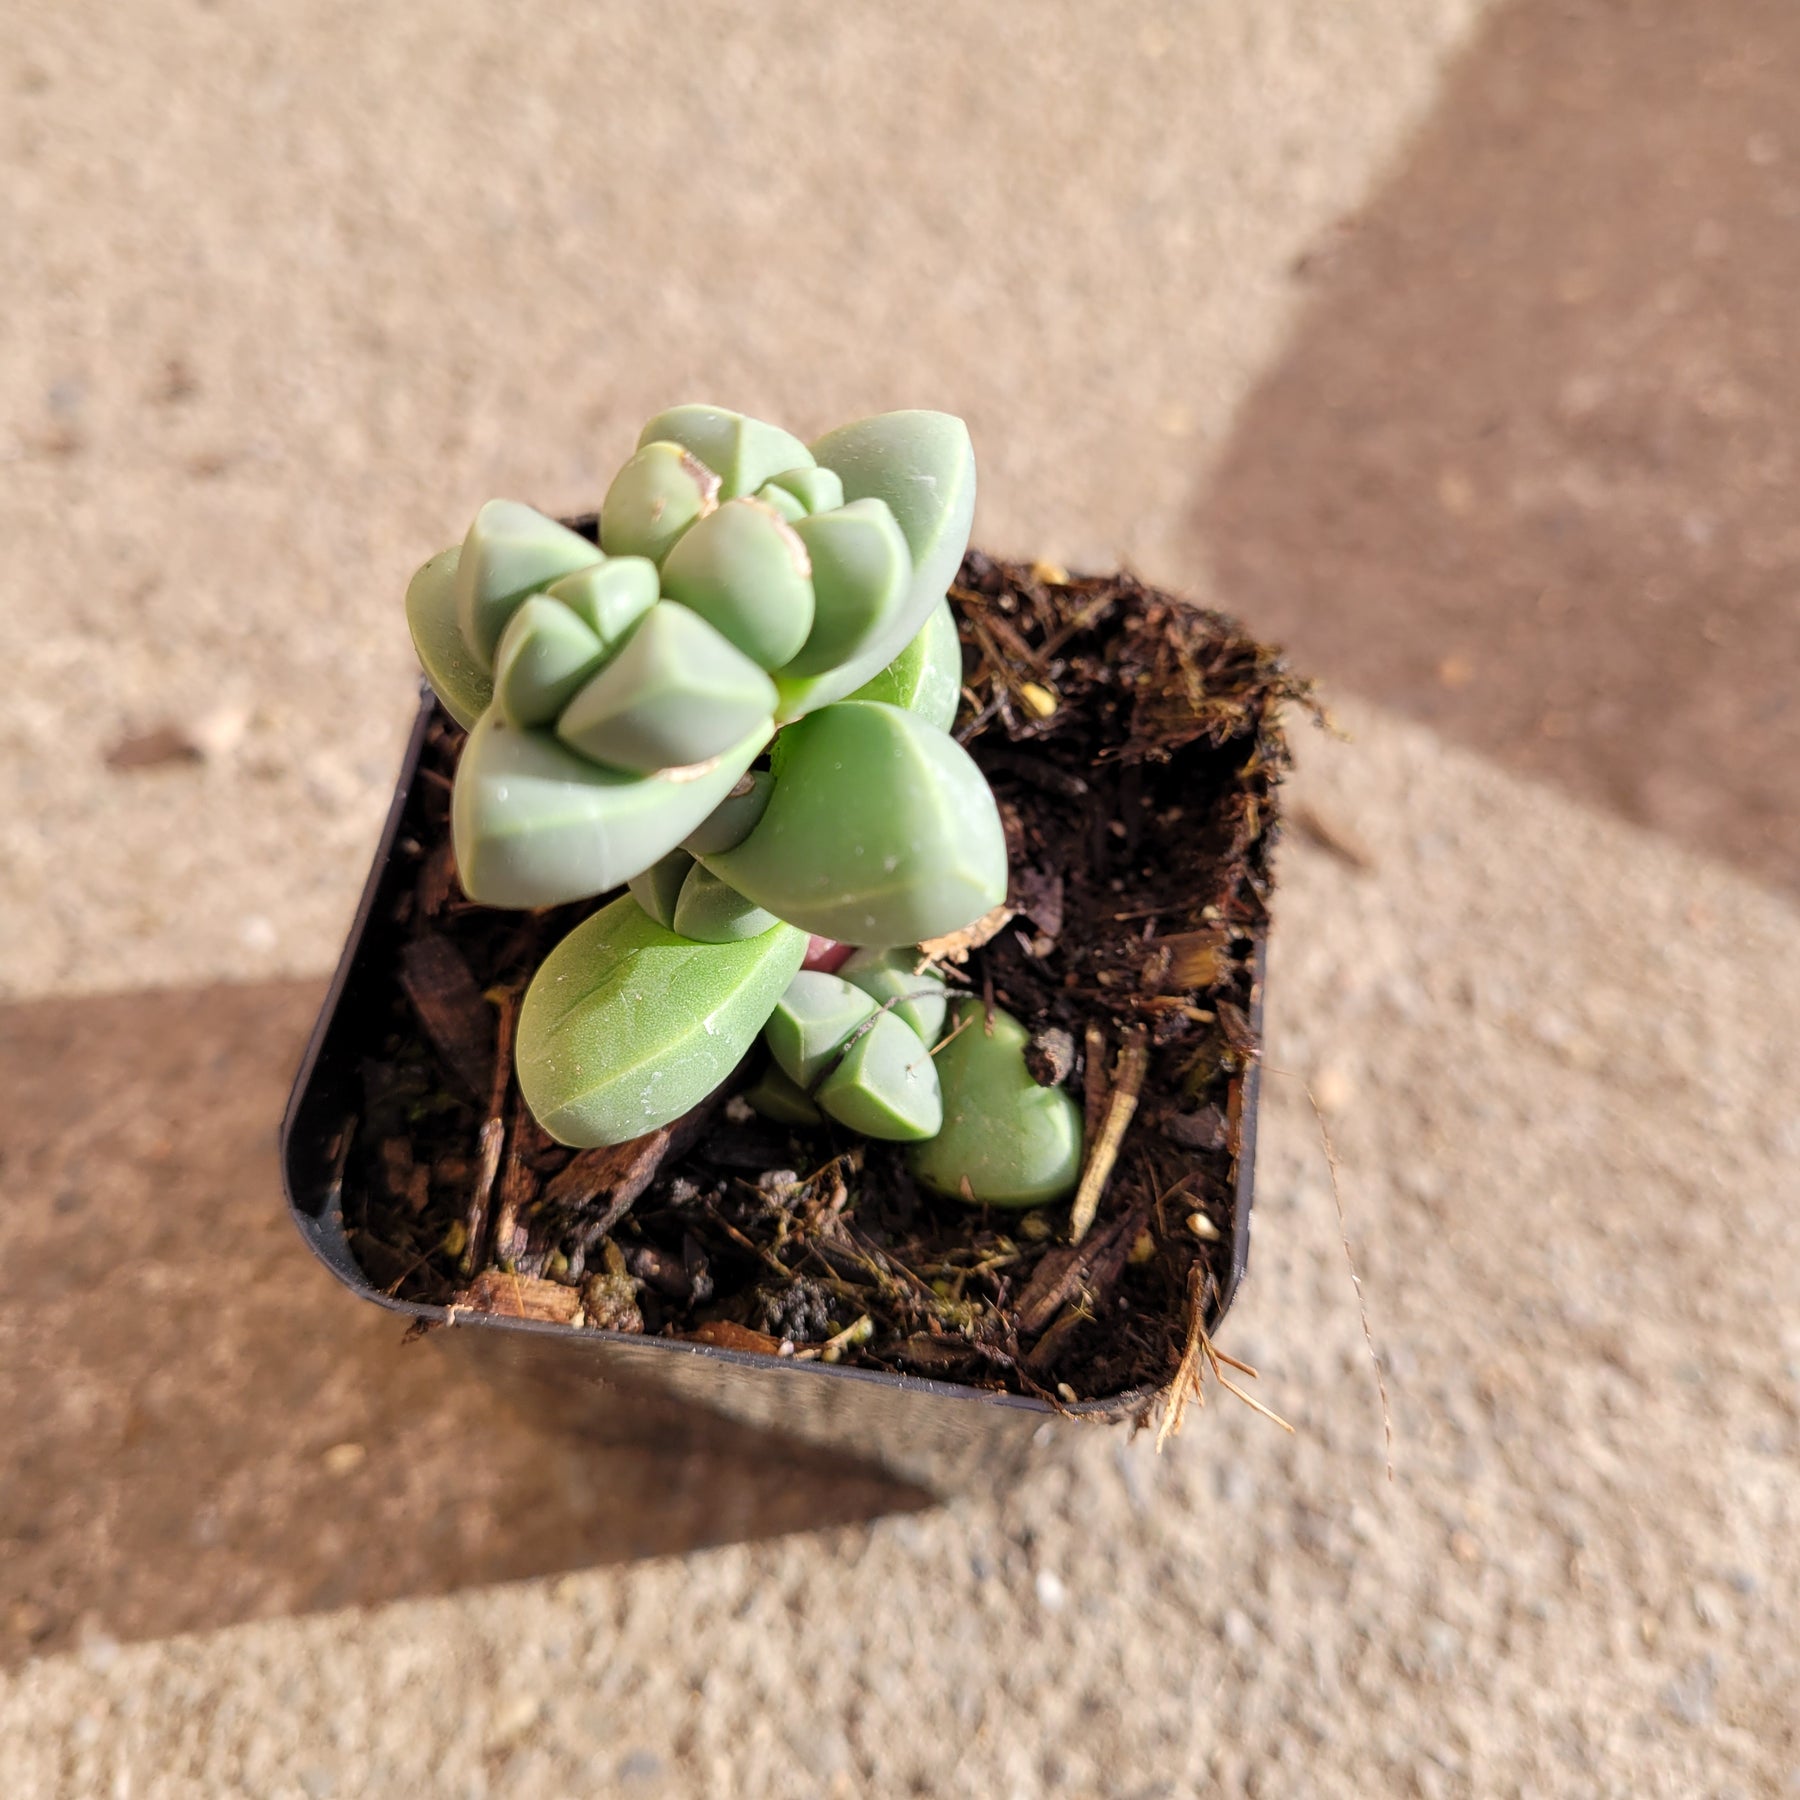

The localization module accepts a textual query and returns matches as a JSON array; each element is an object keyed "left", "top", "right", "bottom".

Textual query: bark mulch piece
[{"left": 342, "top": 552, "right": 1313, "bottom": 1406}]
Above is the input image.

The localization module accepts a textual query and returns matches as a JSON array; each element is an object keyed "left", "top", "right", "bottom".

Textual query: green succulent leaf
[
  {"left": 681, "top": 770, "right": 774, "bottom": 858},
  {"left": 751, "top": 482, "right": 809, "bottom": 525},
  {"left": 658, "top": 498, "right": 817, "bottom": 671},
  {"left": 838, "top": 947, "right": 947, "bottom": 1044},
  {"left": 908, "top": 1001, "right": 1085, "bottom": 1207},
  {"left": 452, "top": 709, "right": 769, "bottom": 909},
  {"left": 638, "top": 404, "right": 813, "bottom": 501},
  {"left": 777, "top": 411, "right": 976, "bottom": 718},
  {"left": 493, "top": 595, "right": 608, "bottom": 729},
  {"left": 672, "top": 862, "right": 779, "bottom": 943},
  {"left": 599, "top": 441, "right": 721, "bottom": 564},
  {"left": 545, "top": 557, "right": 659, "bottom": 653},
  {"left": 815, "top": 1009, "right": 942, "bottom": 1142},
  {"left": 766, "top": 465, "right": 844, "bottom": 515},
  {"left": 406, "top": 545, "right": 492, "bottom": 729},
  {"left": 703, "top": 700, "right": 1007, "bottom": 947},
  {"left": 626, "top": 848, "right": 696, "bottom": 930},
  {"left": 844, "top": 596, "right": 963, "bottom": 731},
  {"left": 555, "top": 602, "right": 778, "bottom": 775},
  {"left": 764, "top": 971, "right": 879, "bottom": 1090},
  {"left": 455, "top": 500, "right": 602, "bottom": 670},
  {"left": 517, "top": 895, "right": 807, "bottom": 1147},
  {"left": 743, "top": 1062, "right": 823, "bottom": 1127},
  {"left": 778, "top": 498, "right": 912, "bottom": 680}
]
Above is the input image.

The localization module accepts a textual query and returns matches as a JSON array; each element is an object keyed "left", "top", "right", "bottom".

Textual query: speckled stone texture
[
  {"left": 8, "top": 0, "right": 1798, "bottom": 1794},
  {"left": 1, "top": 0, "right": 1483, "bottom": 999},
  {"left": 5, "top": 707, "right": 1796, "bottom": 1798}
]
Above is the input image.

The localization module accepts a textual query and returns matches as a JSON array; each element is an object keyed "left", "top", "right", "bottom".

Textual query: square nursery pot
[{"left": 282, "top": 562, "right": 1286, "bottom": 1495}]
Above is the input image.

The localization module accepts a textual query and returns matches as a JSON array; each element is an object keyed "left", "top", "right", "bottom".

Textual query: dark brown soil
[{"left": 341, "top": 554, "right": 1309, "bottom": 1405}]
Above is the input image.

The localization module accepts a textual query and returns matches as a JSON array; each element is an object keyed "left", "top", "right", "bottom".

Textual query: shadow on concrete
[
  {"left": 1202, "top": 0, "right": 1799, "bottom": 895},
  {"left": 0, "top": 980, "right": 922, "bottom": 1669}
]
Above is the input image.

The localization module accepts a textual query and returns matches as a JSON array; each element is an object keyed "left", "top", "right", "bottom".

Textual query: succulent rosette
[{"left": 406, "top": 406, "right": 1081, "bottom": 1204}]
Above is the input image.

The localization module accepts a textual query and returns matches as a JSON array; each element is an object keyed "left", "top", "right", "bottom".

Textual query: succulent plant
[{"left": 406, "top": 404, "right": 1080, "bottom": 1206}]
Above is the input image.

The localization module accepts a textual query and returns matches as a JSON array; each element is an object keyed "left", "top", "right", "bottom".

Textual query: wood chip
[
  {"left": 920, "top": 903, "right": 1017, "bottom": 965},
  {"left": 1151, "top": 929, "right": 1231, "bottom": 991},
  {"left": 544, "top": 1126, "right": 672, "bottom": 1256},
  {"left": 1014, "top": 1210, "right": 1141, "bottom": 1337},
  {"left": 451, "top": 1269, "right": 582, "bottom": 1325},
  {"left": 686, "top": 1320, "right": 784, "bottom": 1356},
  {"left": 1069, "top": 1027, "right": 1150, "bottom": 1245},
  {"left": 400, "top": 938, "right": 494, "bottom": 1099}
]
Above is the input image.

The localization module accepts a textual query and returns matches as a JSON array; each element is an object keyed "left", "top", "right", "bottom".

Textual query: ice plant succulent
[{"left": 405, "top": 405, "right": 1082, "bottom": 1204}]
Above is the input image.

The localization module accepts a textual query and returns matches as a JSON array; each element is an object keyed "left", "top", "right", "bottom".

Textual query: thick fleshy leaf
[
  {"left": 555, "top": 602, "right": 777, "bottom": 775},
  {"left": 673, "top": 862, "right": 779, "bottom": 943},
  {"left": 493, "top": 596, "right": 608, "bottom": 728},
  {"left": 751, "top": 481, "right": 808, "bottom": 524},
  {"left": 406, "top": 545, "right": 492, "bottom": 729},
  {"left": 844, "top": 597, "right": 963, "bottom": 731},
  {"left": 764, "top": 971, "right": 877, "bottom": 1091},
  {"left": 777, "top": 412, "right": 975, "bottom": 718},
  {"left": 626, "top": 848, "right": 695, "bottom": 930},
  {"left": 682, "top": 770, "right": 774, "bottom": 857},
  {"left": 454, "top": 501, "right": 601, "bottom": 669},
  {"left": 545, "top": 557, "right": 659, "bottom": 653},
  {"left": 778, "top": 498, "right": 912, "bottom": 680},
  {"left": 839, "top": 947, "right": 947, "bottom": 1045},
  {"left": 452, "top": 710, "right": 769, "bottom": 909},
  {"left": 599, "top": 441, "right": 720, "bottom": 564},
  {"left": 516, "top": 895, "right": 806, "bottom": 1146},
  {"left": 743, "top": 1062, "right": 822, "bottom": 1127},
  {"left": 658, "top": 498, "right": 816, "bottom": 671},
  {"left": 908, "top": 1001, "right": 1085, "bottom": 1206},
  {"left": 638, "top": 404, "right": 813, "bottom": 501},
  {"left": 815, "top": 1010, "right": 941, "bottom": 1142},
  {"left": 704, "top": 701, "right": 1006, "bottom": 946},
  {"left": 767, "top": 465, "right": 844, "bottom": 515}
]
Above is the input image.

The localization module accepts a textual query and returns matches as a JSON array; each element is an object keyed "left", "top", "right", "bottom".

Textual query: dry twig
[{"left": 1068, "top": 1027, "right": 1149, "bottom": 1244}]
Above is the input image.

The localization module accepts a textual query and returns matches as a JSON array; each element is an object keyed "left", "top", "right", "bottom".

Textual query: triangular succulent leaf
[
  {"left": 777, "top": 411, "right": 975, "bottom": 717},
  {"left": 406, "top": 545, "right": 493, "bottom": 729},
  {"left": 815, "top": 1010, "right": 942, "bottom": 1141},
  {"left": 493, "top": 595, "right": 608, "bottom": 728},
  {"left": 638, "top": 404, "right": 814, "bottom": 501},
  {"left": 702, "top": 701, "right": 1006, "bottom": 946},
  {"left": 455, "top": 500, "right": 601, "bottom": 670},
  {"left": 658, "top": 498, "right": 816, "bottom": 670},
  {"left": 764, "top": 971, "right": 879, "bottom": 1090},
  {"left": 778, "top": 498, "right": 912, "bottom": 680},
  {"left": 555, "top": 602, "right": 777, "bottom": 775},
  {"left": 599, "top": 442, "right": 720, "bottom": 564},
  {"left": 843, "top": 596, "right": 963, "bottom": 730},
  {"left": 839, "top": 947, "right": 947, "bottom": 1044},
  {"left": 626, "top": 848, "right": 696, "bottom": 930},
  {"left": 545, "top": 557, "right": 659, "bottom": 653},
  {"left": 452, "top": 710, "right": 770, "bottom": 909}
]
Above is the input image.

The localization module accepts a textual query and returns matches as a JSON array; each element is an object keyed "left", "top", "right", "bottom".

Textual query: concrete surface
[
  {"left": 1, "top": 0, "right": 1481, "bottom": 1000},
  {"left": 6, "top": 0, "right": 1799, "bottom": 1795},
  {"left": 5, "top": 705, "right": 1796, "bottom": 1797},
  {"left": 1206, "top": 0, "right": 1800, "bottom": 895}
]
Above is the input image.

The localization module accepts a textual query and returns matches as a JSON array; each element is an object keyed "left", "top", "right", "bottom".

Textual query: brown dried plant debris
[{"left": 340, "top": 552, "right": 1312, "bottom": 1405}]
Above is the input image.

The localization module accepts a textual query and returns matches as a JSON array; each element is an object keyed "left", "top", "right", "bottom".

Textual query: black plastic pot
[{"left": 281, "top": 686, "right": 1263, "bottom": 1494}]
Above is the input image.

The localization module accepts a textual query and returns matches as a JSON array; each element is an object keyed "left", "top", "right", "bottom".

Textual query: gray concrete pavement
[
  {"left": 6, "top": 704, "right": 1796, "bottom": 1796},
  {"left": 7, "top": 1, "right": 1798, "bottom": 1795},
  {"left": 2, "top": 0, "right": 1481, "bottom": 998}
]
